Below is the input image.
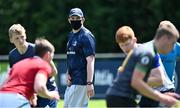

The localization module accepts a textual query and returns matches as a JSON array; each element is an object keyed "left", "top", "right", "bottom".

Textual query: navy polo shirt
[
  {"left": 67, "top": 27, "right": 96, "bottom": 85},
  {"left": 9, "top": 43, "right": 35, "bottom": 68}
]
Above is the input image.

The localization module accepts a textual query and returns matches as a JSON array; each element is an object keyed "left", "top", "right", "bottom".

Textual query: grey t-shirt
[{"left": 106, "top": 41, "right": 157, "bottom": 99}]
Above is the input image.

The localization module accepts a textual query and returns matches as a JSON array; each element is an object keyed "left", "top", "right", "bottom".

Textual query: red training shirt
[{"left": 0, "top": 57, "right": 52, "bottom": 100}]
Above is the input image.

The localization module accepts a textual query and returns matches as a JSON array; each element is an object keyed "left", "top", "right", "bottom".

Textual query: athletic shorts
[
  {"left": 64, "top": 85, "right": 88, "bottom": 108},
  {"left": 36, "top": 96, "right": 58, "bottom": 108},
  {"left": 0, "top": 92, "right": 31, "bottom": 108},
  {"left": 106, "top": 95, "right": 137, "bottom": 107}
]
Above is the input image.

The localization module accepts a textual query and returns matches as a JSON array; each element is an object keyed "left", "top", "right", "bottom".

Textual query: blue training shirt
[
  {"left": 67, "top": 26, "right": 95, "bottom": 85},
  {"left": 159, "top": 42, "right": 180, "bottom": 81}
]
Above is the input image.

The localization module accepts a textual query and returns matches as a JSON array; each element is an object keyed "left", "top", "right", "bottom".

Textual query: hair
[
  {"left": 115, "top": 26, "right": 135, "bottom": 43},
  {"left": 155, "top": 20, "right": 179, "bottom": 39},
  {"left": 35, "top": 38, "right": 55, "bottom": 57},
  {"left": 9, "top": 24, "right": 26, "bottom": 38}
]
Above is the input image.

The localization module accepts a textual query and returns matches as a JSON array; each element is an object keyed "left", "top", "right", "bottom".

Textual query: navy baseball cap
[{"left": 69, "top": 8, "right": 84, "bottom": 17}]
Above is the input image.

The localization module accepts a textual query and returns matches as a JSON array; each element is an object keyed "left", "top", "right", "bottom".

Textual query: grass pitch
[{"left": 58, "top": 99, "right": 106, "bottom": 108}]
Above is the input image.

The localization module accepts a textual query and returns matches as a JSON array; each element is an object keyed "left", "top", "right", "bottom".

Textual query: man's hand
[
  {"left": 66, "top": 73, "right": 71, "bottom": 86},
  {"left": 164, "top": 92, "right": 180, "bottom": 99},
  {"left": 159, "top": 93, "right": 178, "bottom": 107},
  {"left": 87, "top": 84, "right": 95, "bottom": 98},
  {"left": 29, "top": 93, "right": 37, "bottom": 107},
  {"left": 49, "top": 91, "right": 60, "bottom": 100}
]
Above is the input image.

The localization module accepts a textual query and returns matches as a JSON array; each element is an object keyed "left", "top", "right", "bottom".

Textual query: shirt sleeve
[
  {"left": 82, "top": 33, "right": 96, "bottom": 57},
  {"left": 134, "top": 52, "right": 154, "bottom": 74},
  {"left": 153, "top": 54, "right": 160, "bottom": 68}
]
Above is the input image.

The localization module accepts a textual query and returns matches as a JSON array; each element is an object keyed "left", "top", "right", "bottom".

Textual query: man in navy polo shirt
[{"left": 64, "top": 8, "right": 96, "bottom": 108}]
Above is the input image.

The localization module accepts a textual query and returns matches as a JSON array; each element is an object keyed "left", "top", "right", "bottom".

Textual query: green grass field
[{"left": 57, "top": 99, "right": 106, "bottom": 108}]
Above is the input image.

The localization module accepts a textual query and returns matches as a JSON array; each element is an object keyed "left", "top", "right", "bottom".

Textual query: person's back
[
  {"left": 1, "top": 57, "right": 51, "bottom": 100},
  {"left": 0, "top": 38, "right": 60, "bottom": 108}
]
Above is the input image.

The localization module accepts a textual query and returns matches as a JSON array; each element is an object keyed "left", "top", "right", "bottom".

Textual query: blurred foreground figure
[
  {"left": 8, "top": 24, "right": 58, "bottom": 107},
  {"left": 106, "top": 22, "right": 180, "bottom": 107},
  {"left": 0, "top": 38, "right": 60, "bottom": 108}
]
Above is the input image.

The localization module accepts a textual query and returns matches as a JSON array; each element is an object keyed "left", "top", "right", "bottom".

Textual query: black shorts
[
  {"left": 139, "top": 88, "right": 175, "bottom": 107},
  {"left": 139, "top": 96, "right": 159, "bottom": 107},
  {"left": 106, "top": 95, "right": 137, "bottom": 107}
]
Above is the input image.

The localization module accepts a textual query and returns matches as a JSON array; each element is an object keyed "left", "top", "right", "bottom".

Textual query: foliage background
[{"left": 0, "top": 0, "right": 180, "bottom": 54}]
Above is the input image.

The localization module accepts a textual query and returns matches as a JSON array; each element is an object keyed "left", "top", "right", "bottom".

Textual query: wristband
[{"left": 87, "top": 81, "right": 93, "bottom": 85}]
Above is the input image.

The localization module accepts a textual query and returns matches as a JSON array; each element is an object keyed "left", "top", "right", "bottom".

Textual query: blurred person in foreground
[
  {"left": 106, "top": 23, "right": 180, "bottom": 107},
  {"left": 114, "top": 26, "right": 167, "bottom": 87},
  {"left": 139, "top": 21, "right": 180, "bottom": 107},
  {"left": 64, "top": 8, "right": 95, "bottom": 108},
  {"left": 0, "top": 38, "right": 60, "bottom": 108},
  {"left": 113, "top": 25, "right": 176, "bottom": 107},
  {"left": 8, "top": 24, "right": 58, "bottom": 107}
]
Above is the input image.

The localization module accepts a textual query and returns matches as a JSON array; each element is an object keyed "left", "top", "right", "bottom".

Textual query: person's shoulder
[
  {"left": 27, "top": 42, "right": 35, "bottom": 50},
  {"left": 174, "top": 42, "right": 180, "bottom": 54},
  {"left": 68, "top": 31, "right": 73, "bottom": 36},
  {"left": 30, "top": 57, "right": 49, "bottom": 66},
  {"left": 142, "top": 40, "right": 154, "bottom": 46},
  {"left": 35, "top": 57, "right": 51, "bottom": 70},
  {"left": 175, "top": 42, "right": 180, "bottom": 48},
  {"left": 28, "top": 42, "right": 35, "bottom": 47},
  {"left": 81, "top": 27, "right": 94, "bottom": 37},
  {"left": 9, "top": 48, "right": 18, "bottom": 56},
  {"left": 141, "top": 41, "right": 154, "bottom": 51},
  {"left": 13, "top": 57, "right": 32, "bottom": 65},
  {"left": 133, "top": 47, "right": 155, "bottom": 64},
  {"left": 81, "top": 27, "right": 91, "bottom": 32},
  {"left": 134, "top": 42, "right": 155, "bottom": 57},
  {"left": 136, "top": 41, "right": 152, "bottom": 51},
  {"left": 133, "top": 46, "right": 146, "bottom": 54}
]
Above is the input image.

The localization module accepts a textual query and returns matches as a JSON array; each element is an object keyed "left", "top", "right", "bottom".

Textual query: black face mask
[{"left": 70, "top": 20, "right": 82, "bottom": 30}]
